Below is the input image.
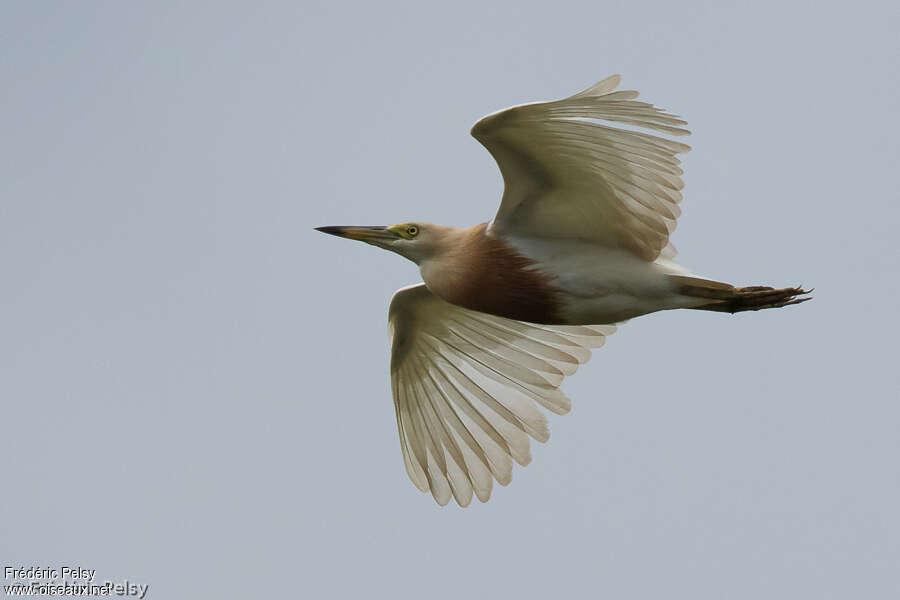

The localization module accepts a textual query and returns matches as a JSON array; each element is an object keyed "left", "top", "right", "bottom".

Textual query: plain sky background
[{"left": 2, "top": 1, "right": 898, "bottom": 598}]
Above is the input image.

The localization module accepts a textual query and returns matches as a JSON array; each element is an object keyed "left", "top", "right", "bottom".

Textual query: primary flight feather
[{"left": 317, "top": 75, "right": 810, "bottom": 506}]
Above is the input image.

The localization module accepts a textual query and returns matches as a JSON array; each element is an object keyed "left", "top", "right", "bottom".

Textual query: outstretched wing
[
  {"left": 472, "top": 74, "right": 691, "bottom": 262},
  {"left": 388, "top": 284, "right": 615, "bottom": 506}
]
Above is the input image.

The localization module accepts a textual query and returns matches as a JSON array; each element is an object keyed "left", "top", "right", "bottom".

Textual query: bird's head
[{"left": 315, "top": 222, "right": 449, "bottom": 264}]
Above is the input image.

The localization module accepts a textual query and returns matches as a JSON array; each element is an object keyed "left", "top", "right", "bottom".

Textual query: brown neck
[{"left": 420, "top": 223, "right": 561, "bottom": 324}]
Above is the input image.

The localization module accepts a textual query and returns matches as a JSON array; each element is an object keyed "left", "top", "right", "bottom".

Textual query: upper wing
[
  {"left": 388, "top": 284, "right": 615, "bottom": 506},
  {"left": 472, "top": 74, "right": 691, "bottom": 262}
]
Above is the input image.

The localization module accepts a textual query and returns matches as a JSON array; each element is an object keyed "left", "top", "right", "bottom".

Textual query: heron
[{"left": 316, "top": 74, "right": 810, "bottom": 507}]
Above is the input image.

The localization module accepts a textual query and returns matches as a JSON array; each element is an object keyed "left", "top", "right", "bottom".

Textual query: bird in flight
[{"left": 317, "top": 75, "right": 810, "bottom": 506}]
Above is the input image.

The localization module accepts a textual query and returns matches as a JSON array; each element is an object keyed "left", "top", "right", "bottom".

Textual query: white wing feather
[
  {"left": 472, "top": 74, "right": 690, "bottom": 261},
  {"left": 388, "top": 284, "right": 615, "bottom": 506}
]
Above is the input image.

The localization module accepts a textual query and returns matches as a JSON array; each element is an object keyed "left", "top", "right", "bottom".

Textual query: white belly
[{"left": 504, "top": 235, "right": 698, "bottom": 324}]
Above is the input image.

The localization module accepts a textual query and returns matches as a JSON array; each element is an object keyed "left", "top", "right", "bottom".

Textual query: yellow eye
[{"left": 407, "top": 225, "right": 418, "bottom": 237}]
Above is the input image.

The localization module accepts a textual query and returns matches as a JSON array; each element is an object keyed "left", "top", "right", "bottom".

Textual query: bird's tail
[{"left": 669, "top": 275, "right": 812, "bottom": 313}]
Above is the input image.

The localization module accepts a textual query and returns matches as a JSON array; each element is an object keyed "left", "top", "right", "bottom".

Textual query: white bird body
[
  {"left": 317, "top": 75, "right": 810, "bottom": 506},
  {"left": 502, "top": 232, "right": 701, "bottom": 324},
  {"left": 420, "top": 227, "right": 699, "bottom": 324}
]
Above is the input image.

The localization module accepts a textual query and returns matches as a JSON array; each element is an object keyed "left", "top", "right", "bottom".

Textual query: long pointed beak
[{"left": 315, "top": 225, "right": 398, "bottom": 243}]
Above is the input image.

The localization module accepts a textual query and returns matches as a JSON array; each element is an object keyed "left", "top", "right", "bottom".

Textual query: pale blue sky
[{"left": 2, "top": 1, "right": 898, "bottom": 598}]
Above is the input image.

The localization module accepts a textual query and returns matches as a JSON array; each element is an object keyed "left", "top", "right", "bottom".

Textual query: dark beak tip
[{"left": 315, "top": 226, "right": 343, "bottom": 236}]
